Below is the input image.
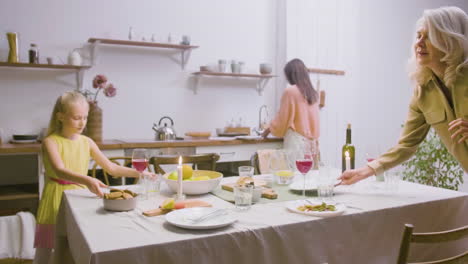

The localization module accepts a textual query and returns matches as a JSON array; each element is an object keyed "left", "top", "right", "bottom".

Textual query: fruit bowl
[{"left": 163, "top": 170, "right": 223, "bottom": 195}]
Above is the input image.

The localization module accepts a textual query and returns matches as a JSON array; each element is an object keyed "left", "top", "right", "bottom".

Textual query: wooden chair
[
  {"left": 91, "top": 157, "right": 138, "bottom": 186},
  {"left": 149, "top": 153, "right": 220, "bottom": 174},
  {"left": 397, "top": 223, "right": 468, "bottom": 264}
]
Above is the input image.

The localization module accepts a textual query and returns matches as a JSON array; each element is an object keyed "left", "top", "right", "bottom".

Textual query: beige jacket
[{"left": 369, "top": 71, "right": 468, "bottom": 174}]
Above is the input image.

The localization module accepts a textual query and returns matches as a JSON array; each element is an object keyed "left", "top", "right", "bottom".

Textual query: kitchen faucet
[{"left": 255, "top": 105, "right": 269, "bottom": 135}]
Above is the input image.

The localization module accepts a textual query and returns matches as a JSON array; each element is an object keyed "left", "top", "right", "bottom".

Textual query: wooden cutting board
[{"left": 142, "top": 200, "right": 212, "bottom": 217}]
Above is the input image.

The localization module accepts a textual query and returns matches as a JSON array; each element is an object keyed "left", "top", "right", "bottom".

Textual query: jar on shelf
[{"left": 29, "top": 43, "right": 39, "bottom": 64}]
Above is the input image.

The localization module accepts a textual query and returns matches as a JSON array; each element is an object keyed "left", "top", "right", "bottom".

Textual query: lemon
[
  {"left": 182, "top": 165, "right": 193, "bottom": 180},
  {"left": 168, "top": 171, "right": 178, "bottom": 180},
  {"left": 193, "top": 176, "right": 211, "bottom": 181},
  {"left": 161, "top": 198, "right": 175, "bottom": 210},
  {"left": 275, "top": 170, "right": 294, "bottom": 177}
]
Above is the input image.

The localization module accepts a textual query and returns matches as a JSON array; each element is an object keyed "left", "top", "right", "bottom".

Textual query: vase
[
  {"left": 85, "top": 101, "right": 102, "bottom": 142},
  {"left": 7, "top": 32, "right": 19, "bottom": 63}
]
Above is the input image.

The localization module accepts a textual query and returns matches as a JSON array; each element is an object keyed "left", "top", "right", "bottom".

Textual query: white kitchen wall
[
  {"left": 286, "top": 0, "right": 468, "bottom": 191},
  {"left": 0, "top": 0, "right": 278, "bottom": 140}
]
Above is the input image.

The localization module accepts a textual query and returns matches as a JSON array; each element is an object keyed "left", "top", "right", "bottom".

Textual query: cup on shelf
[
  {"left": 181, "top": 35, "right": 191, "bottom": 45},
  {"left": 238, "top": 61, "right": 245, "bottom": 73},
  {"left": 46, "top": 57, "right": 54, "bottom": 65},
  {"left": 200, "top": 65, "right": 210, "bottom": 72},
  {"left": 259, "top": 63, "right": 272, "bottom": 74},
  {"left": 218, "top": 59, "right": 227, "bottom": 72},
  {"left": 231, "top": 63, "right": 240, "bottom": 74}
]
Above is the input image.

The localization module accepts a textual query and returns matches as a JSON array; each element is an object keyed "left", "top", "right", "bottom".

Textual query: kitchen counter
[{"left": 0, "top": 137, "right": 283, "bottom": 154}]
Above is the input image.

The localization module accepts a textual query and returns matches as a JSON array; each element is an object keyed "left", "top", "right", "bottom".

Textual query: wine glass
[
  {"left": 269, "top": 150, "right": 294, "bottom": 185},
  {"left": 132, "top": 149, "right": 148, "bottom": 198},
  {"left": 295, "top": 151, "right": 314, "bottom": 198}
]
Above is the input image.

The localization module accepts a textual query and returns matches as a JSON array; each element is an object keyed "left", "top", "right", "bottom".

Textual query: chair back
[
  {"left": 91, "top": 157, "right": 136, "bottom": 185},
  {"left": 397, "top": 223, "right": 468, "bottom": 264},
  {"left": 149, "top": 153, "right": 220, "bottom": 174}
]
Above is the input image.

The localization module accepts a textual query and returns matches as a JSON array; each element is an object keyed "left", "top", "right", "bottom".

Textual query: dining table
[{"left": 52, "top": 174, "right": 468, "bottom": 264}]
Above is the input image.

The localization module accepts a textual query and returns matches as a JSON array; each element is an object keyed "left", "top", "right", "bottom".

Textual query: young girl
[{"left": 33, "top": 91, "right": 153, "bottom": 264}]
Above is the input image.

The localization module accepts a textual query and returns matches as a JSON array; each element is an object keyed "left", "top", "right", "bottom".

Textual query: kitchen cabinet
[
  {"left": 88, "top": 38, "right": 199, "bottom": 69},
  {"left": 192, "top": 71, "right": 276, "bottom": 95},
  {"left": 196, "top": 142, "right": 282, "bottom": 162},
  {"left": 0, "top": 62, "right": 91, "bottom": 90}
]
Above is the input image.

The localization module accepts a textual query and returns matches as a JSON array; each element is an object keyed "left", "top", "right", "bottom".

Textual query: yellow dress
[{"left": 34, "top": 133, "right": 90, "bottom": 248}]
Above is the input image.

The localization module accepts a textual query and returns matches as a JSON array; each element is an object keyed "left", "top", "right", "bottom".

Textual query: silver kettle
[{"left": 152, "top": 116, "right": 177, "bottom": 141}]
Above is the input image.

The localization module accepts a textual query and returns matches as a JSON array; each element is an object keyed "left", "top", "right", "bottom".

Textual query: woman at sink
[{"left": 261, "top": 58, "right": 320, "bottom": 153}]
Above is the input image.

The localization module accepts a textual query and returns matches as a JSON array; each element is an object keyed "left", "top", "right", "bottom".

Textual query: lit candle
[
  {"left": 345, "top": 151, "right": 351, "bottom": 171},
  {"left": 177, "top": 156, "right": 183, "bottom": 199}
]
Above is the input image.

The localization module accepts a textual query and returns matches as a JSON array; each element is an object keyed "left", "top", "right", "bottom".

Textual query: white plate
[
  {"left": 235, "top": 135, "right": 262, "bottom": 140},
  {"left": 288, "top": 170, "right": 319, "bottom": 191},
  {"left": 209, "top": 137, "right": 237, "bottom": 141},
  {"left": 165, "top": 207, "right": 236, "bottom": 230},
  {"left": 286, "top": 200, "right": 346, "bottom": 217}
]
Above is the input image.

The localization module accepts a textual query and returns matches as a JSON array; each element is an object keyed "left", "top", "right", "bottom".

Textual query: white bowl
[
  {"left": 103, "top": 197, "right": 137, "bottom": 211},
  {"left": 163, "top": 170, "right": 223, "bottom": 195}
]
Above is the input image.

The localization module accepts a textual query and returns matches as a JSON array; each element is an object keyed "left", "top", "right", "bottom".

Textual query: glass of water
[
  {"left": 234, "top": 185, "right": 253, "bottom": 210},
  {"left": 317, "top": 162, "right": 335, "bottom": 202},
  {"left": 385, "top": 168, "right": 402, "bottom": 193}
]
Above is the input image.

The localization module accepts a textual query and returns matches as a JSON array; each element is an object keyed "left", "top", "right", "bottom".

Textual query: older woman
[{"left": 340, "top": 6, "right": 468, "bottom": 185}]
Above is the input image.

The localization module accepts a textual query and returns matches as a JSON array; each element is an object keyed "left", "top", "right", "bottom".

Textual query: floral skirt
[{"left": 34, "top": 179, "right": 84, "bottom": 249}]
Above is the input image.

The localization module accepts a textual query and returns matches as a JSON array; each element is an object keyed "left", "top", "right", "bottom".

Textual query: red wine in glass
[
  {"left": 296, "top": 159, "right": 313, "bottom": 173},
  {"left": 296, "top": 157, "right": 313, "bottom": 198},
  {"left": 132, "top": 159, "right": 148, "bottom": 172}
]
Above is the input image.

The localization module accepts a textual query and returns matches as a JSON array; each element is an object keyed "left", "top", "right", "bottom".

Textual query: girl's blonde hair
[
  {"left": 46, "top": 91, "right": 89, "bottom": 136},
  {"left": 407, "top": 6, "right": 468, "bottom": 88}
]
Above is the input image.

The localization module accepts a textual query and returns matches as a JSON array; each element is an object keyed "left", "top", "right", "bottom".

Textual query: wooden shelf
[
  {"left": 88, "top": 38, "right": 198, "bottom": 69},
  {"left": 88, "top": 38, "right": 199, "bottom": 49},
  {"left": 0, "top": 62, "right": 90, "bottom": 90},
  {"left": 0, "top": 62, "right": 91, "bottom": 70},
  {"left": 193, "top": 71, "right": 276, "bottom": 78},
  {"left": 192, "top": 71, "right": 276, "bottom": 95},
  {"left": 307, "top": 67, "right": 345, "bottom": 75}
]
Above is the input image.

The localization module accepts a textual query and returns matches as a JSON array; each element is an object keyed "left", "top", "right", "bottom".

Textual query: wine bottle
[{"left": 342, "top": 123, "right": 355, "bottom": 172}]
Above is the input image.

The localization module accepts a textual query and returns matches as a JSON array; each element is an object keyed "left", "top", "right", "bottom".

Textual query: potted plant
[{"left": 402, "top": 128, "right": 464, "bottom": 190}]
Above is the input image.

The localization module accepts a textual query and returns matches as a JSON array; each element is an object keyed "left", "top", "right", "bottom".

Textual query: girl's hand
[
  {"left": 338, "top": 166, "right": 374, "bottom": 185},
  {"left": 85, "top": 177, "right": 107, "bottom": 197},
  {"left": 141, "top": 171, "right": 158, "bottom": 180},
  {"left": 448, "top": 118, "right": 468, "bottom": 143}
]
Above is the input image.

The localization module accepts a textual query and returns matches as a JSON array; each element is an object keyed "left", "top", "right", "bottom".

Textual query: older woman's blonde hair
[
  {"left": 408, "top": 6, "right": 468, "bottom": 88},
  {"left": 46, "top": 91, "right": 89, "bottom": 136}
]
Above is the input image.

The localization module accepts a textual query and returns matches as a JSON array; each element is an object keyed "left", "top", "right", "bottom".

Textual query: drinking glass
[
  {"left": 238, "top": 166, "right": 254, "bottom": 177},
  {"left": 132, "top": 149, "right": 149, "bottom": 199},
  {"left": 234, "top": 185, "right": 253, "bottom": 210},
  {"left": 385, "top": 167, "right": 402, "bottom": 193},
  {"left": 317, "top": 161, "right": 334, "bottom": 202},
  {"left": 270, "top": 150, "right": 294, "bottom": 185}
]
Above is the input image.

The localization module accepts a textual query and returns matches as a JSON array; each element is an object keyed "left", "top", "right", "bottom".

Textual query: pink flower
[
  {"left": 93, "top": 75, "right": 108, "bottom": 89},
  {"left": 104, "top": 83, "right": 117, "bottom": 97}
]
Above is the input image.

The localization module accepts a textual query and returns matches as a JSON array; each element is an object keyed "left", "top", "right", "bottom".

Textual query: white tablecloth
[{"left": 53, "top": 177, "right": 468, "bottom": 264}]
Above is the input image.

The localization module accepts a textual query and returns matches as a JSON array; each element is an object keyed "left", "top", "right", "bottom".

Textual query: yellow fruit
[
  {"left": 168, "top": 171, "right": 178, "bottom": 180},
  {"left": 182, "top": 165, "right": 193, "bottom": 180},
  {"left": 193, "top": 176, "right": 211, "bottom": 181},
  {"left": 161, "top": 198, "right": 175, "bottom": 210},
  {"left": 275, "top": 170, "right": 294, "bottom": 177}
]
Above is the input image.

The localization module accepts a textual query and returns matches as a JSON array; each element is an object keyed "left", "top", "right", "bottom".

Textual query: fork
[{"left": 187, "top": 209, "right": 228, "bottom": 223}]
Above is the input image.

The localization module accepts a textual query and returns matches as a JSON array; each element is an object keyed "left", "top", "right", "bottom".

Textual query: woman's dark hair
[{"left": 284, "top": 58, "right": 317, "bottom": 105}]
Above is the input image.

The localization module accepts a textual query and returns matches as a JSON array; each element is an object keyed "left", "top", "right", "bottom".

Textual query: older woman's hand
[
  {"left": 338, "top": 166, "right": 375, "bottom": 185},
  {"left": 448, "top": 118, "right": 468, "bottom": 143}
]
